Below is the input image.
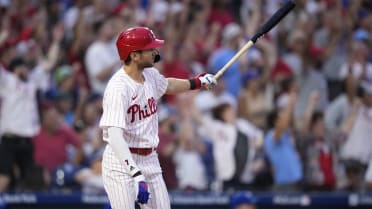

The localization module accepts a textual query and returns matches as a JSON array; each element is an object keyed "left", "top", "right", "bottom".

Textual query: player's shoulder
[
  {"left": 143, "top": 67, "right": 161, "bottom": 76},
  {"left": 106, "top": 70, "right": 129, "bottom": 89},
  {"left": 143, "top": 67, "right": 165, "bottom": 82}
]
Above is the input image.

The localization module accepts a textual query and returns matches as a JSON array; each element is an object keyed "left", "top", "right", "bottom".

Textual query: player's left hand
[
  {"left": 197, "top": 73, "right": 217, "bottom": 90},
  {"left": 136, "top": 180, "right": 150, "bottom": 204}
]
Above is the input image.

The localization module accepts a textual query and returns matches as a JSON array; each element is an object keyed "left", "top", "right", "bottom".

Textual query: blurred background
[{"left": 0, "top": 0, "right": 372, "bottom": 208}]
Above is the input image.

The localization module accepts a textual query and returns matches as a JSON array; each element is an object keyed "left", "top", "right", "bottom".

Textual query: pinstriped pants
[{"left": 102, "top": 145, "right": 171, "bottom": 209}]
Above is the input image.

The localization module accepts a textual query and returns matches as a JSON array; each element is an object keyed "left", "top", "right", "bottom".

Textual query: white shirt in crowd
[
  {"left": 0, "top": 66, "right": 50, "bottom": 137},
  {"left": 199, "top": 116, "right": 263, "bottom": 183},
  {"left": 173, "top": 148, "right": 208, "bottom": 190},
  {"left": 85, "top": 40, "right": 119, "bottom": 94},
  {"left": 341, "top": 106, "right": 372, "bottom": 164},
  {"left": 77, "top": 168, "right": 105, "bottom": 194},
  {"left": 194, "top": 91, "right": 237, "bottom": 114}
]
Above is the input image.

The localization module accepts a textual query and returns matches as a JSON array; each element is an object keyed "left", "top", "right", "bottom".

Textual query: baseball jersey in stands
[
  {"left": 0, "top": 66, "right": 50, "bottom": 137},
  {"left": 99, "top": 67, "right": 168, "bottom": 148}
]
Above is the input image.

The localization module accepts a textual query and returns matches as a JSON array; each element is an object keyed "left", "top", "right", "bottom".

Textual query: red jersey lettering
[{"left": 127, "top": 97, "right": 157, "bottom": 123}]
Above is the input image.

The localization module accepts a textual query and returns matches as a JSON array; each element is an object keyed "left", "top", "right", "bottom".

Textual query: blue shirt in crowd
[
  {"left": 209, "top": 48, "right": 242, "bottom": 97},
  {"left": 264, "top": 130, "right": 303, "bottom": 185}
]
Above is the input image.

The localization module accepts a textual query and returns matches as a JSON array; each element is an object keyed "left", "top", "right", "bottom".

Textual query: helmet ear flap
[
  {"left": 154, "top": 49, "right": 161, "bottom": 63},
  {"left": 154, "top": 54, "right": 161, "bottom": 63}
]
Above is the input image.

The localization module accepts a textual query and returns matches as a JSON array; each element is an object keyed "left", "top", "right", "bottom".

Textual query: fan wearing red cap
[{"left": 99, "top": 26, "right": 217, "bottom": 209}]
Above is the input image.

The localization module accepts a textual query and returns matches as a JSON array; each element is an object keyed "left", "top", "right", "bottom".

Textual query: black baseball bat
[
  {"left": 214, "top": 1, "right": 296, "bottom": 80},
  {"left": 251, "top": 1, "right": 296, "bottom": 43}
]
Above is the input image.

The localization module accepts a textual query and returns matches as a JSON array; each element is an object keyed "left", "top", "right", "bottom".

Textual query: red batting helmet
[{"left": 116, "top": 27, "right": 164, "bottom": 60}]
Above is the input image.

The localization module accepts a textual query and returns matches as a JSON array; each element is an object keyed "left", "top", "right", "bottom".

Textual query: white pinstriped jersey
[{"left": 99, "top": 67, "right": 168, "bottom": 148}]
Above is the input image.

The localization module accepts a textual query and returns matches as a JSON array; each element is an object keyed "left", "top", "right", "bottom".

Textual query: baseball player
[{"left": 99, "top": 27, "right": 217, "bottom": 209}]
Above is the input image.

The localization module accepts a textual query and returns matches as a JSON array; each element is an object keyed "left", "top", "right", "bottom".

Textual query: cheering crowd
[{"left": 0, "top": 0, "right": 372, "bottom": 194}]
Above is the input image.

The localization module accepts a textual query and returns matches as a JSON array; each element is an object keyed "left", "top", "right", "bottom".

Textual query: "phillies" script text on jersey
[{"left": 127, "top": 97, "right": 157, "bottom": 123}]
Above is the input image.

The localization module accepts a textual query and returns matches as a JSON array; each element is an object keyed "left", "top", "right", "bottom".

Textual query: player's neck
[{"left": 123, "top": 65, "right": 145, "bottom": 83}]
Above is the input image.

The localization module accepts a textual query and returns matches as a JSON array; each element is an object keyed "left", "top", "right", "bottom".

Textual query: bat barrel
[
  {"left": 252, "top": 1, "right": 296, "bottom": 43},
  {"left": 213, "top": 1, "right": 296, "bottom": 80}
]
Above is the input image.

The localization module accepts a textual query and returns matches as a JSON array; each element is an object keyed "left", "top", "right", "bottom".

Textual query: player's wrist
[
  {"left": 133, "top": 172, "right": 145, "bottom": 183},
  {"left": 129, "top": 166, "right": 143, "bottom": 178},
  {"left": 133, "top": 174, "right": 146, "bottom": 183},
  {"left": 190, "top": 73, "right": 217, "bottom": 90},
  {"left": 188, "top": 78, "right": 199, "bottom": 90},
  {"left": 189, "top": 73, "right": 205, "bottom": 90}
]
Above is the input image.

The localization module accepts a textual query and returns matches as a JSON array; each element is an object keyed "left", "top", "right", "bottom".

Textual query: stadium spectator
[
  {"left": 111, "top": 3, "right": 137, "bottom": 32},
  {"left": 52, "top": 65, "right": 76, "bottom": 92},
  {"left": 238, "top": 70, "right": 272, "bottom": 130},
  {"left": 157, "top": 104, "right": 178, "bottom": 190},
  {"left": 0, "top": 57, "right": 52, "bottom": 192},
  {"left": 299, "top": 91, "right": 337, "bottom": 191},
  {"left": 162, "top": 42, "right": 202, "bottom": 104},
  {"left": 173, "top": 93, "right": 208, "bottom": 191},
  {"left": 340, "top": 82, "right": 372, "bottom": 191},
  {"left": 163, "top": 33, "right": 203, "bottom": 79},
  {"left": 194, "top": 78, "right": 236, "bottom": 114},
  {"left": 313, "top": 7, "right": 346, "bottom": 76},
  {"left": 325, "top": 74, "right": 360, "bottom": 140},
  {"left": 32, "top": 102, "right": 83, "bottom": 173},
  {"left": 52, "top": 91, "right": 75, "bottom": 126},
  {"left": 63, "top": 0, "right": 88, "bottom": 38},
  {"left": 264, "top": 92, "right": 303, "bottom": 191},
  {"left": 84, "top": 18, "right": 121, "bottom": 94},
  {"left": 282, "top": 29, "right": 329, "bottom": 123},
  {"left": 74, "top": 94, "right": 103, "bottom": 162},
  {"left": 275, "top": 76, "right": 298, "bottom": 109},
  {"left": 66, "top": 10, "right": 93, "bottom": 90},
  {"left": 282, "top": 29, "right": 309, "bottom": 77},
  {"left": 74, "top": 150, "right": 104, "bottom": 194},
  {"left": 209, "top": 22, "right": 245, "bottom": 97},
  {"left": 195, "top": 100, "right": 264, "bottom": 192},
  {"left": 339, "top": 40, "right": 372, "bottom": 83}
]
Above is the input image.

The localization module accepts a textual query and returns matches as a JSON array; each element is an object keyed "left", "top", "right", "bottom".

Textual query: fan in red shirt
[{"left": 32, "top": 102, "right": 83, "bottom": 173}]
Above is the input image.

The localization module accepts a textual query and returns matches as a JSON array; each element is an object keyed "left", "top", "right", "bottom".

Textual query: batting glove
[
  {"left": 134, "top": 175, "right": 150, "bottom": 204},
  {"left": 190, "top": 73, "right": 217, "bottom": 90}
]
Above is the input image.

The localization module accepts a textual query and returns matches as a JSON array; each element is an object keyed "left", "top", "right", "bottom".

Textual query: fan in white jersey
[{"left": 99, "top": 26, "right": 217, "bottom": 209}]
